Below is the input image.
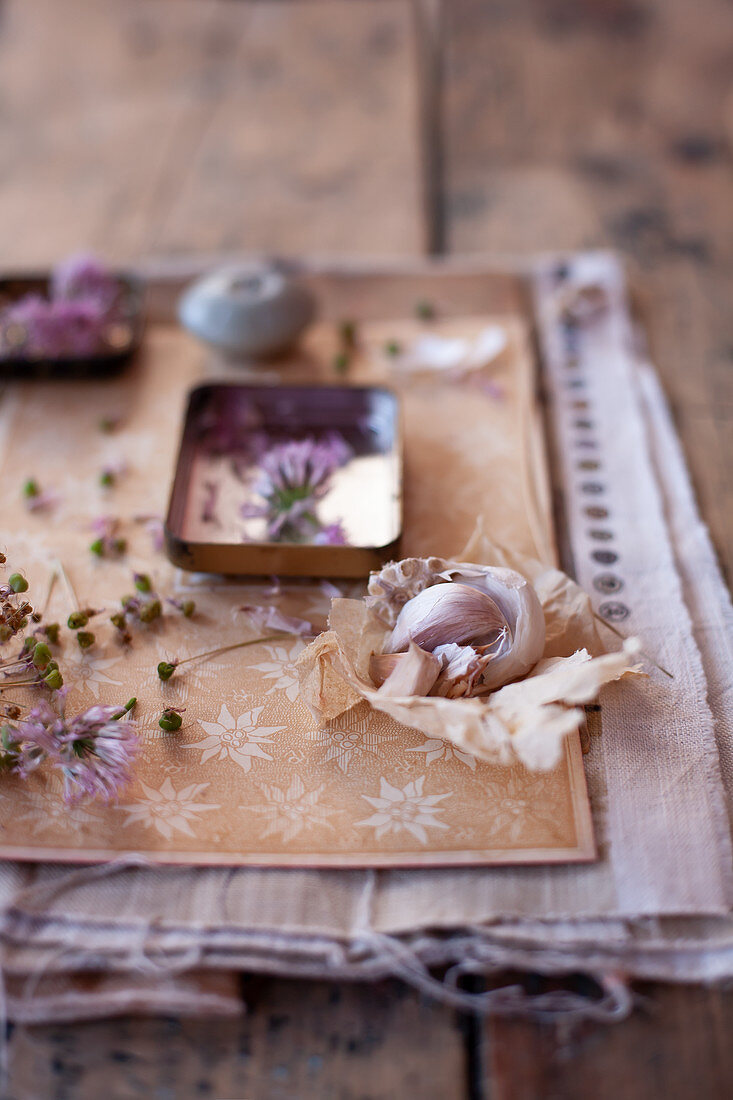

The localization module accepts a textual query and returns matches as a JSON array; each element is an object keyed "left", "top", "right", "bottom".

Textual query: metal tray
[
  {"left": 0, "top": 273, "right": 145, "bottom": 379},
  {"left": 164, "top": 383, "right": 402, "bottom": 577}
]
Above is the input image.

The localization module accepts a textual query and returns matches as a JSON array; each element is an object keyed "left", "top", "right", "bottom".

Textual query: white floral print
[
  {"left": 192, "top": 704, "right": 284, "bottom": 773},
  {"left": 357, "top": 777, "right": 451, "bottom": 844},
  {"left": 308, "top": 710, "right": 397, "bottom": 775},
  {"left": 247, "top": 774, "right": 336, "bottom": 842},
  {"left": 120, "top": 778, "right": 219, "bottom": 840},
  {"left": 64, "top": 650, "right": 123, "bottom": 699},
  {"left": 407, "top": 736, "right": 477, "bottom": 770},
  {"left": 480, "top": 770, "right": 566, "bottom": 843},
  {"left": 11, "top": 782, "right": 99, "bottom": 833},
  {"left": 249, "top": 640, "right": 305, "bottom": 702}
]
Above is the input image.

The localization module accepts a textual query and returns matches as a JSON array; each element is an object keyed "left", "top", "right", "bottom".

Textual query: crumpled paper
[{"left": 296, "top": 530, "right": 642, "bottom": 770}]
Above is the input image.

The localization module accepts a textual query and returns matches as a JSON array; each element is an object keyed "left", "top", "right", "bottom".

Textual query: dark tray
[
  {"left": 165, "top": 383, "right": 402, "bottom": 578},
  {"left": 0, "top": 273, "right": 145, "bottom": 379}
]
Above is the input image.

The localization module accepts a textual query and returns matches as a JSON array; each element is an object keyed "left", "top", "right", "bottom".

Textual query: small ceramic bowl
[{"left": 177, "top": 261, "right": 316, "bottom": 359}]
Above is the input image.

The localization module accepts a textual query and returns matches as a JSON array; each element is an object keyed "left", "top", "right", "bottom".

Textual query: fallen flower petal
[{"left": 240, "top": 604, "right": 314, "bottom": 637}]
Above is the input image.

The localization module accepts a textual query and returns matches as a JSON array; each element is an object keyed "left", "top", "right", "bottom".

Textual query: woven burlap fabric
[{"left": 1, "top": 253, "right": 731, "bottom": 1021}]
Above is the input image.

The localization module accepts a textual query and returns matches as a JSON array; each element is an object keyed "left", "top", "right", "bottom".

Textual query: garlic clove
[
  {"left": 372, "top": 642, "right": 441, "bottom": 698},
  {"left": 369, "top": 651, "right": 401, "bottom": 687},
  {"left": 386, "top": 582, "right": 506, "bottom": 654}
]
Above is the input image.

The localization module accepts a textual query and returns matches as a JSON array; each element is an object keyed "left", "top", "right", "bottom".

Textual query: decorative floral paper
[{"left": 0, "top": 313, "right": 594, "bottom": 865}]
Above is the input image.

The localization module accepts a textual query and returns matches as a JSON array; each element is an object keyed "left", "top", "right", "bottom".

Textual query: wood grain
[
  {"left": 484, "top": 980, "right": 733, "bottom": 1100},
  {"left": 0, "top": 0, "right": 424, "bottom": 262},
  {"left": 6, "top": 979, "right": 467, "bottom": 1100},
  {"left": 442, "top": 0, "right": 733, "bottom": 584}
]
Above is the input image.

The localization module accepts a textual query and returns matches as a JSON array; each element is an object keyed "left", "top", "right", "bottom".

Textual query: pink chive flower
[
  {"left": 313, "top": 522, "right": 348, "bottom": 546},
  {"left": 12, "top": 695, "right": 139, "bottom": 803},
  {"left": 1, "top": 295, "right": 107, "bottom": 358},
  {"left": 243, "top": 433, "right": 351, "bottom": 543},
  {"left": 201, "top": 480, "right": 220, "bottom": 524},
  {"left": 134, "top": 514, "right": 165, "bottom": 553},
  {"left": 240, "top": 604, "right": 314, "bottom": 636},
  {"left": 51, "top": 253, "right": 121, "bottom": 312}
]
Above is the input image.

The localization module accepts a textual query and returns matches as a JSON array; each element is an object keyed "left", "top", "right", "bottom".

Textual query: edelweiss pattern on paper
[{"left": 0, "top": 317, "right": 592, "bottom": 865}]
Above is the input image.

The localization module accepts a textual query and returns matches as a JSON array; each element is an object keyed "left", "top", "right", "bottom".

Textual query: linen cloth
[{"left": 1, "top": 253, "right": 731, "bottom": 1022}]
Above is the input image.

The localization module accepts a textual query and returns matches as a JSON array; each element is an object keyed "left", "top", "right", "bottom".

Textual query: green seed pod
[
  {"left": 32, "top": 642, "right": 52, "bottom": 669},
  {"left": 139, "top": 599, "right": 162, "bottom": 624},
  {"left": 43, "top": 623, "right": 60, "bottom": 645},
  {"left": 8, "top": 574, "right": 28, "bottom": 593},
  {"left": 157, "top": 661, "right": 177, "bottom": 682},
  {"left": 181, "top": 600, "right": 195, "bottom": 618},
  {"left": 44, "top": 668, "right": 63, "bottom": 690},
  {"left": 76, "top": 631, "right": 95, "bottom": 649},
  {"left": 23, "top": 478, "right": 40, "bottom": 499},
  {"left": 110, "top": 611, "right": 126, "bottom": 631},
  {"left": 134, "top": 573, "right": 152, "bottom": 593},
  {"left": 68, "top": 610, "right": 89, "bottom": 630},
  {"left": 339, "top": 318, "right": 357, "bottom": 348},
  {"left": 333, "top": 351, "right": 350, "bottom": 375},
  {"left": 90, "top": 538, "right": 105, "bottom": 557},
  {"left": 415, "top": 299, "right": 435, "bottom": 321},
  {"left": 159, "top": 709, "right": 183, "bottom": 732}
]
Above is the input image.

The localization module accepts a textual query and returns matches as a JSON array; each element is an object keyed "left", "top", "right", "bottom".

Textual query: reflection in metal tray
[{"left": 165, "top": 383, "right": 402, "bottom": 577}]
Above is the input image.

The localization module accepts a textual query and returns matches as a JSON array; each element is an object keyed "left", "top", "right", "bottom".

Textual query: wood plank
[
  {"left": 0, "top": 0, "right": 425, "bottom": 264},
  {"left": 442, "top": 0, "right": 733, "bottom": 584},
  {"left": 484, "top": 980, "right": 733, "bottom": 1100},
  {"left": 6, "top": 978, "right": 468, "bottom": 1100}
]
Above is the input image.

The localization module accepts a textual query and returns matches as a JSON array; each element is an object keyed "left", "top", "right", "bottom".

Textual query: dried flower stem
[
  {"left": 593, "top": 613, "right": 673, "bottom": 679},
  {"left": 176, "top": 634, "right": 290, "bottom": 668},
  {"left": 38, "top": 568, "right": 58, "bottom": 620},
  {"left": 55, "top": 559, "right": 80, "bottom": 613}
]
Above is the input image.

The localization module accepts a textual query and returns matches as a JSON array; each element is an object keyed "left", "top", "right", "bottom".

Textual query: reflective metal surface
[{"left": 165, "top": 383, "right": 402, "bottom": 577}]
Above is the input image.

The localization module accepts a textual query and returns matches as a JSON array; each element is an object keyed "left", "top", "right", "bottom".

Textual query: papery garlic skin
[{"left": 369, "top": 557, "right": 546, "bottom": 696}]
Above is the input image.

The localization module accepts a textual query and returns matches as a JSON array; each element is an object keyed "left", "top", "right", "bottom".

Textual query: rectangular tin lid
[{"left": 165, "top": 382, "right": 402, "bottom": 578}]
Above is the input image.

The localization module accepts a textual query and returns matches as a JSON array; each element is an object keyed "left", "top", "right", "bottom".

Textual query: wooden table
[{"left": 2, "top": 1, "right": 731, "bottom": 1095}]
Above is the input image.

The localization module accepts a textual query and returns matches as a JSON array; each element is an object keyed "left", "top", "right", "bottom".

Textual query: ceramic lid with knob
[{"left": 178, "top": 261, "right": 316, "bottom": 359}]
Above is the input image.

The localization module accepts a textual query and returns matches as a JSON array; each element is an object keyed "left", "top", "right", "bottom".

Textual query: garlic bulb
[{"left": 369, "top": 557, "right": 546, "bottom": 697}]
